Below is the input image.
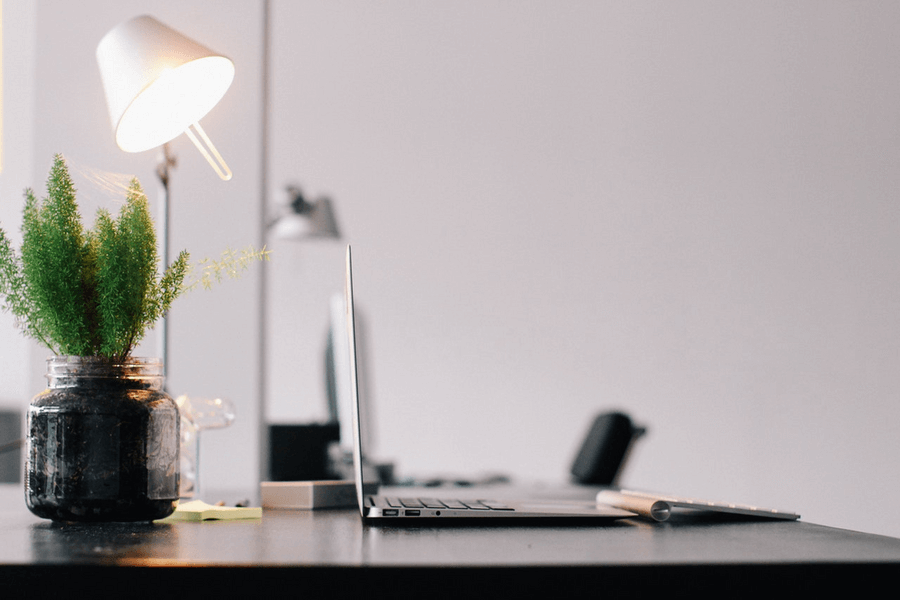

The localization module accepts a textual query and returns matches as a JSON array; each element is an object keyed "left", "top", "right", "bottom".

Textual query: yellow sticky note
[{"left": 159, "top": 500, "right": 262, "bottom": 522}]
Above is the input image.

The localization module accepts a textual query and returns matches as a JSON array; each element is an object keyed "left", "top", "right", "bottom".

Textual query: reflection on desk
[{"left": 2, "top": 483, "right": 899, "bottom": 594}]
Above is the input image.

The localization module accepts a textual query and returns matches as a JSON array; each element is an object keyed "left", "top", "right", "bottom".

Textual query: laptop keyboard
[{"left": 384, "top": 497, "right": 514, "bottom": 512}]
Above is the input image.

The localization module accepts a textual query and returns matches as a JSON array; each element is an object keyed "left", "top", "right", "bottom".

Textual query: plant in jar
[{"left": 0, "top": 154, "right": 265, "bottom": 521}]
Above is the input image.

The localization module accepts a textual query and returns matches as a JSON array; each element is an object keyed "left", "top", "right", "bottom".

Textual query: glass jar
[{"left": 25, "top": 357, "right": 180, "bottom": 522}]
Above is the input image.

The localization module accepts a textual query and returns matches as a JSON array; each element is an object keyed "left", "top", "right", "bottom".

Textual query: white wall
[
  {"left": 0, "top": 1, "right": 36, "bottom": 406},
  {"left": 268, "top": 1, "right": 900, "bottom": 538}
]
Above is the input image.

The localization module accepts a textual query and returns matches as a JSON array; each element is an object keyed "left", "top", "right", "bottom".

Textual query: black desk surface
[{"left": 2, "top": 483, "right": 899, "bottom": 593}]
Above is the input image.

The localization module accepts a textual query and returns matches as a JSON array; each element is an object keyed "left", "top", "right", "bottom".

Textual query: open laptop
[{"left": 344, "top": 245, "right": 634, "bottom": 521}]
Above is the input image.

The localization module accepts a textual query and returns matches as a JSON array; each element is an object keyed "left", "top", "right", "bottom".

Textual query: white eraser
[{"left": 261, "top": 480, "right": 359, "bottom": 509}]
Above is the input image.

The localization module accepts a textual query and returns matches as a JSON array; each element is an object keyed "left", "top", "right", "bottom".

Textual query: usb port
[
  {"left": 383, "top": 509, "right": 399, "bottom": 516},
  {"left": 404, "top": 510, "right": 421, "bottom": 516}
]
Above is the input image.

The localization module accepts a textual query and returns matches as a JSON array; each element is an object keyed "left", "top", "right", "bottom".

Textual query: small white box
[{"left": 261, "top": 480, "right": 360, "bottom": 509}]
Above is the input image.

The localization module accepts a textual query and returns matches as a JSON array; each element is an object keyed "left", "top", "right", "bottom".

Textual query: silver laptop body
[{"left": 344, "top": 245, "right": 634, "bottom": 521}]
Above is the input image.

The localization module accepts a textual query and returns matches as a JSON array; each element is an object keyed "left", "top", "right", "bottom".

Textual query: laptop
[{"left": 344, "top": 245, "right": 634, "bottom": 521}]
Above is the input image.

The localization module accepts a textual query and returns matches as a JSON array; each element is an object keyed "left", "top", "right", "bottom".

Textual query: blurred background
[{"left": 0, "top": 1, "right": 897, "bottom": 537}]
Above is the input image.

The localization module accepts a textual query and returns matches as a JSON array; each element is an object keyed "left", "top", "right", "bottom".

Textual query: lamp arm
[{"left": 185, "top": 122, "right": 233, "bottom": 181}]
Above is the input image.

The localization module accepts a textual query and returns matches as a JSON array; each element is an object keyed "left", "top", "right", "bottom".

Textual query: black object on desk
[
  {"left": 0, "top": 410, "right": 21, "bottom": 483},
  {"left": 268, "top": 423, "right": 340, "bottom": 481},
  {"left": 570, "top": 411, "right": 646, "bottom": 485}
]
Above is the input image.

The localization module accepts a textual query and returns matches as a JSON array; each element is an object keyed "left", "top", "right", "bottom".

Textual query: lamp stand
[{"left": 156, "top": 143, "right": 176, "bottom": 386}]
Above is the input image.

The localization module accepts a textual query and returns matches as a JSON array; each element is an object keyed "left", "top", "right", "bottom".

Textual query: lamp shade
[
  {"left": 96, "top": 15, "right": 234, "bottom": 153},
  {"left": 272, "top": 197, "right": 342, "bottom": 240}
]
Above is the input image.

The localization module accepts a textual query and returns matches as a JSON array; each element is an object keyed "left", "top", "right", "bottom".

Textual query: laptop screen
[{"left": 345, "top": 245, "right": 372, "bottom": 516}]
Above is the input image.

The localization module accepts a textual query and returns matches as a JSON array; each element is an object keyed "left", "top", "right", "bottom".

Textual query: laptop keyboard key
[{"left": 479, "top": 500, "right": 514, "bottom": 511}]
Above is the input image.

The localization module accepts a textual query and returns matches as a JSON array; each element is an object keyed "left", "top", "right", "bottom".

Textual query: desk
[{"left": 2, "top": 483, "right": 898, "bottom": 594}]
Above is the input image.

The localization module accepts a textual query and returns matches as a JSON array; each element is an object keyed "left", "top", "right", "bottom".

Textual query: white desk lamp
[
  {"left": 96, "top": 15, "right": 235, "bottom": 376},
  {"left": 269, "top": 186, "right": 341, "bottom": 240},
  {"left": 96, "top": 15, "right": 234, "bottom": 179}
]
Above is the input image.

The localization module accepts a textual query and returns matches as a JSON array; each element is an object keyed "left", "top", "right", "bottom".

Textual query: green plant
[{"left": 0, "top": 154, "right": 264, "bottom": 361}]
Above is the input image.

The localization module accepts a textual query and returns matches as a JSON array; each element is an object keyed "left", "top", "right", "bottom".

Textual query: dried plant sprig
[{"left": 186, "top": 246, "right": 270, "bottom": 291}]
